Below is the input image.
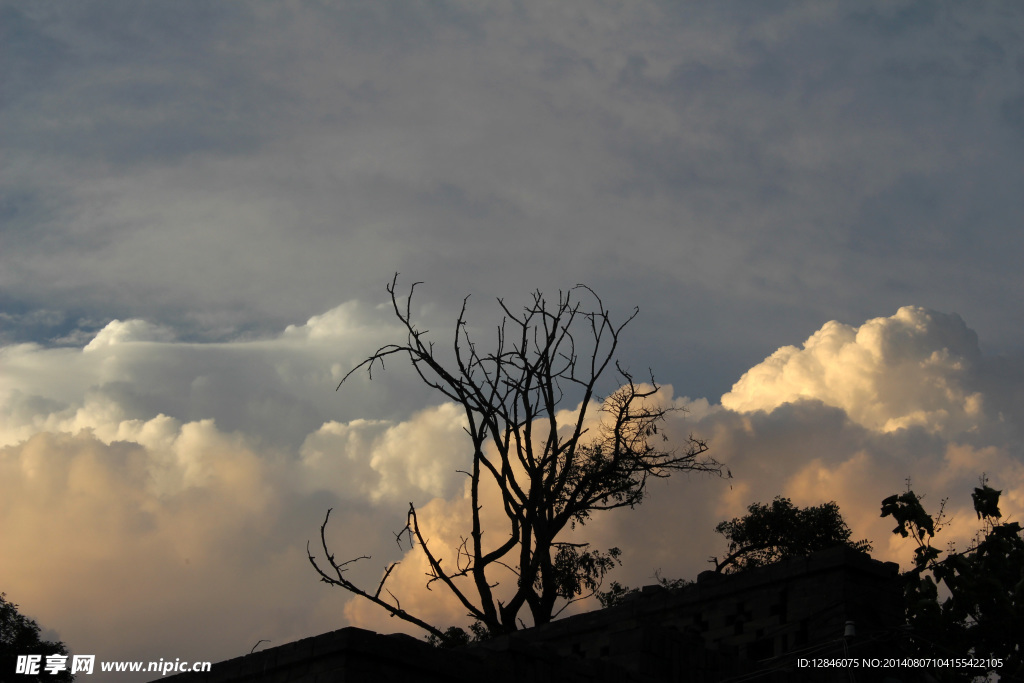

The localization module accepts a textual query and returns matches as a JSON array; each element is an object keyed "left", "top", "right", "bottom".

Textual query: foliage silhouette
[
  {"left": 596, "top": 573, "right": 692, "bottom": 609},
  {"left": 597, "top": 497, "right": 867, "bottom": 607},
  {"left": 0, "top": 593, "right": 74, "bottom": 683},
  {"left": 881, "top": 476, "right": 1023, "bottom": 681},
  {"left": 711, "top": 496, "right": 872, "bottom": 574}
]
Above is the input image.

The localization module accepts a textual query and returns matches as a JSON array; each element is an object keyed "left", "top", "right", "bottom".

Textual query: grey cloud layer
[{"left": 2, "top": 1, "right": 1022, "bottom": 400}]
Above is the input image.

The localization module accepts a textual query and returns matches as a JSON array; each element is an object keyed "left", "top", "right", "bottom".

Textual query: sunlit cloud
[
  {"left": 2, "top": 2, "right": 1023, "bottom": 677},
  {"left": 299, "top": 402, "right": 469, "bottom": 503},
  {"left": 1, "top": 301, "right": 1022, "bottom": 672},
  {"left": 722, "top": 306, "right": 987, "bottom": 436}
]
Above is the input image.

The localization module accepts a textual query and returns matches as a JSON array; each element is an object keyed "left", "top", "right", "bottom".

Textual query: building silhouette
[{"left": 160, "top": 547, "right": 904, "bottom": 682}]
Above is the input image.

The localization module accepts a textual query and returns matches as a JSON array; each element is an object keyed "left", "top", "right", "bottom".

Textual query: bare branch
[
  {"left": 315, "top": 275, "right": 725, "bottom": 638},
  {"left": 306, "top": 508, "right": 448, "bottom": 641}
]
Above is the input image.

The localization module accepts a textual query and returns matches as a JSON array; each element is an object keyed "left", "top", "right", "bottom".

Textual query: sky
[{"left": 1, "top": 0, "right": 1023, "bottom": 679}]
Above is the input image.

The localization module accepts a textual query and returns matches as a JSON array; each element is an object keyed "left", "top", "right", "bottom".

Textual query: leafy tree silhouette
[
  {"left": 597, "top": 496, "right": 869, "bottom": 607},
  {"left": 711, "top": 496, "right": 872, "bottom": 574},
  {"left": 881, "top": 476, "right": 1024, "bottom": 681},
  {"left": 1, "top": 593, "right": 74, "bottom": 683}
]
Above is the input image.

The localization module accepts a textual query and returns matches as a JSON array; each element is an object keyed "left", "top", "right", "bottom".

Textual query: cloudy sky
[{"left": 2, "top": 0, "right": 1023, "bottom": 678}]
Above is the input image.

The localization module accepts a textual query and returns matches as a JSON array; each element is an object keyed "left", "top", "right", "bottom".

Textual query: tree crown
[
  {"left": 881, "top": 476, "right": 1023, "bottom": 679},
  {"left": 711, "top": 496, "right": 872, "bottom": 574},
  {"left": 1, "top": 593, "right": 74, "bottom": 683}
]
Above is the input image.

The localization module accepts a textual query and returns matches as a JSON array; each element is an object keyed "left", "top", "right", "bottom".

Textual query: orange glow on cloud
[{"left": 1, "top": 304, "right": 1021, "bottom": 673}]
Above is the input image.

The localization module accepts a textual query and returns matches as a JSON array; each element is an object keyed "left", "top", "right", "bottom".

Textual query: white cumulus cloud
[
  {"left": 722, "top": 306, "right": 987, "bottom": 436},
  {"left": 1, "top": 302, "right": 1022, "bottom": 678},
  {"left": 83, "top": 319, "right": 176, "bottom": 351}
]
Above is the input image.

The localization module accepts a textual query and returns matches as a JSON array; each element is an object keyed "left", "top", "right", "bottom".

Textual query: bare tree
[{"left": 309, "top": 275, "right": 724, "bottom": 642}]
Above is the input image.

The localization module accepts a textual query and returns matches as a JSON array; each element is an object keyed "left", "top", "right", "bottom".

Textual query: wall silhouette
[
  {"left": 160, "top": 547, "right": 901, "bottom": 682},
  {"left": 512, "top": 546, "right": 902, "bottom": 681}
]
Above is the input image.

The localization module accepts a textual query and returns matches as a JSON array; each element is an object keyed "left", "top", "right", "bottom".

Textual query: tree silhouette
[
  {"left": 597, "top": 496, "right": 869, "bottom": 607},
  {"left": 309, "top": 276, "right": 724, "bottom": 642},
  {"left": 1, "top": 593, "right": 74, "bottom": 683},
  {"left": 881, "top": 476, "right": 1023, "bottom": 681},
  {"left": 711, "top": 496, "right": 871, "bottom": 574}
]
